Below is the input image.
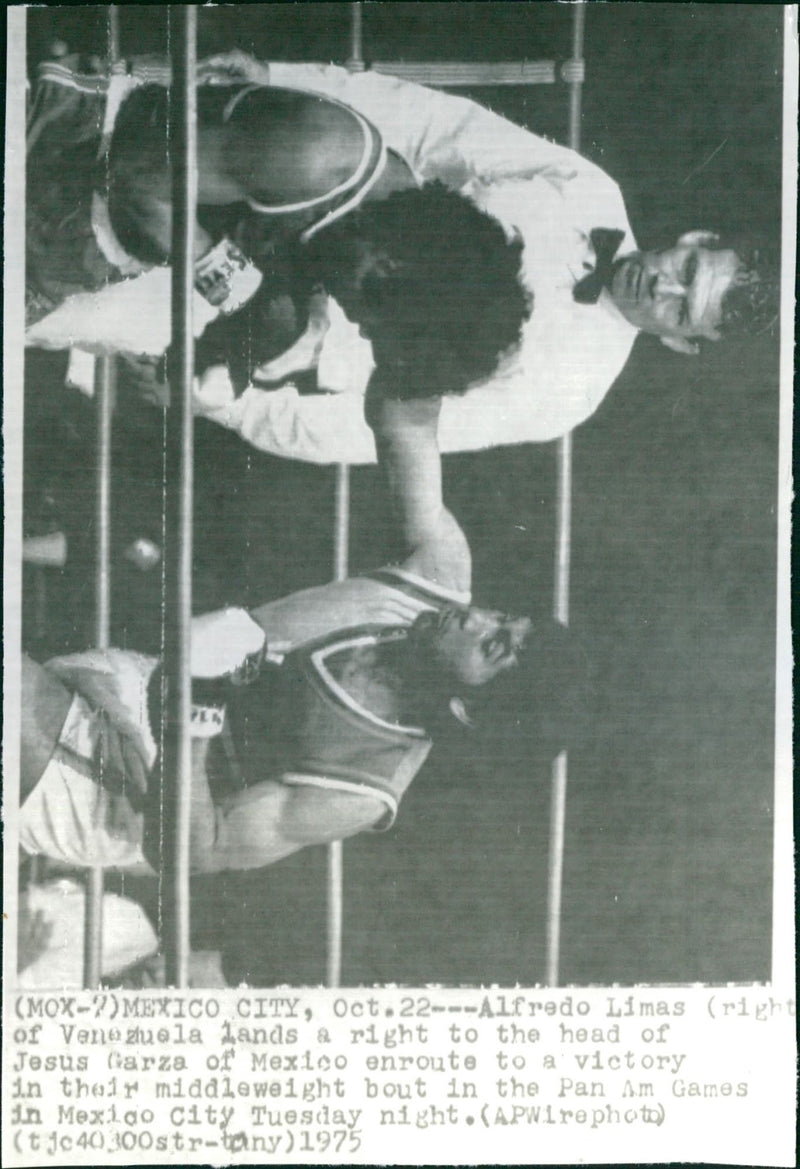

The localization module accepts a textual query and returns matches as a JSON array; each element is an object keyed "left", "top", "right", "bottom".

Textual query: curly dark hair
[
  {"left": 308, "top": 182, "right": 532, "bottom": 399},
  {"left": 714, "top": 237, "right": 780, "bottom": 339}
]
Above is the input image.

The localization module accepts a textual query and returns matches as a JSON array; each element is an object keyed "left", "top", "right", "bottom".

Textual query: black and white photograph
[{"left": 3, "top": 3, "right": 796, "bottom": 1165}]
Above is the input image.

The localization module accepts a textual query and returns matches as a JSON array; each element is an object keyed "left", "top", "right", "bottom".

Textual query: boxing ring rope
[
  {"left": 83, "top": 350, "right": 114, "bottom": 989},
  {"left": 160, "top": 4, "right": 198, "bottom": 989},
  {"left": 325, "top": 0, "right": 366, "bottom": 992},
  {"left": 546, "top": 1, "right": 585, "bottom": 989},
  {"left": 327, "top": 462, "right": 351, "bottom": 988},
  {"left": 83, "top": 4, "right": 120, "bottom": 991}
]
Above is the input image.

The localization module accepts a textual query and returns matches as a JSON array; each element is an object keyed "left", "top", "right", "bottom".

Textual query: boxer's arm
[
  {"left": 366, "top": 387, "right": 472, "bottom": 594},
  {"left": 189, "top": 755, "right": 384, "bottom": 873}
]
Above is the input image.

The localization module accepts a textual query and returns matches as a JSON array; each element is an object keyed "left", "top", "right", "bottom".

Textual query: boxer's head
[
  {"left": 406, "top": 606, "right": 586, "bottom": 752},
  {"left": 414, "top": 605, "right": 532, "bottom": 690}
]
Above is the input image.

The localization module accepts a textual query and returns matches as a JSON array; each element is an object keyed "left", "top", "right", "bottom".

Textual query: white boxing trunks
[{"left": 19, "top": 691, "right": 147, "bottom": 871}]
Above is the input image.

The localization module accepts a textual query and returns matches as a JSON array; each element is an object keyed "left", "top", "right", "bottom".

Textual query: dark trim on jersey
[{"left": 303, "top": 631, "right": 428, "bottom": 739}]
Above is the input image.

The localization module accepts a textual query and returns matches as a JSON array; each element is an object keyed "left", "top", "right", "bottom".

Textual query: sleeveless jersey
[
  {"left": 220, "top": 627, "right": 430, "bottom": 831},
  {"left": 217, "top": 569, "right": 457, "bottom": 829}
]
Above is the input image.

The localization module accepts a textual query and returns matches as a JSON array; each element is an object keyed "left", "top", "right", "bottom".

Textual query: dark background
[{"left": 23, "top": 4, "right": 783, "bottom": 985}]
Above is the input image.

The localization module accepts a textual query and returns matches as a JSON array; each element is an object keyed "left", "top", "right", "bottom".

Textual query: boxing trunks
[{"left": 19, "top": 650, "right": 158, "bottom": 869}]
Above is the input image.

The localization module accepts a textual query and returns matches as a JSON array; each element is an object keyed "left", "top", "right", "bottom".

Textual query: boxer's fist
[
  {"left": 191, "top": 608, "right": 266, "bottom": 735},
  {"left": 149, "top": 610, "right": 267, "bottom": 741},
  {"left": 190, "top": 607, "right": 266, "bottom": 683}
]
